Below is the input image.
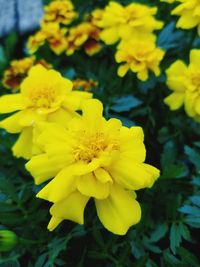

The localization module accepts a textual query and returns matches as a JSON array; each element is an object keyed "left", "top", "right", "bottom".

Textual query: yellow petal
[
  {"left": 120, "top": 126, "right": 146, "bottom": 163},
  {"left": 176, "top": 12, "right": 199, "bottom": 29},
  {"left": 109, "top": 159, "right": 158, "bottom": 190},
  {"left": 36, "top": 167, "right": 77, "bottom": 202},
  {"left": 12, "top": 127, "right": 33, "bottom": 159},
  {"left": 94, "top": 168, "right": 113, "bottom": 183},
  {"left": 82, "top": 99, "right": 104, "bottom": 128},
  {"left": 189, "top": 49, "right": 200, "bottom": 68},
  {"left": 164, "top": 92, "right": 185, "bottom": 110},
  {"left": 62, "top": 91, "right": 92, "bottom": 111},
  {"left": 77, "top": 172, "right": 110, "bottom": 199},
  {"left": 95, "top": 183, "right": 141, "bottom": 235},
  {"left": 100, "top": 28, "right": 119, "bottom": 45},
  {"left": 0, "top": 94, "right": 26, "bottom": 114},
  {"left": 49, "top": 191, "right": 89, "bottom": 224},
  {"left": 166, "top": 60, "right": 187, "bottom": 91},
  {"left": 48, "top": 216, "right": 62, "bottom": 231},
  {"left": 47, "top": 108, "right": 75, "bottom": 128},
  {"left": 142, "top": 164, "right": 160, "bottom": 188},
  {"left": 117, "top": 64, "right": 129, "bottom": 77},
  {"left": 0, "top": 112, "right": 24, "bottom": 133},
  {"left": 25, "top": 154, "right": 63, "bottom": 184}
]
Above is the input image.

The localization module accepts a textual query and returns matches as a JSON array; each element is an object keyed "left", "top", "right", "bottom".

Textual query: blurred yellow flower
[
  {"left": 26, "top": 99, "right": 160, "bottom": 235},
  {"left": 164, "top": 49, "right": 200, "bottom": 122},
  {"left": 2, "top": 57, "right": 52, "bottom": 90},
  {"left": 172, "top": 0, "right": 200, "bottom": 34},
  {"left": 73, "top": 78, "right": 98, "bottom": 91},
  {"left": 42, "top": 0, "right": 77, "bottom": 25},
  {"left": 98, "top": 1, "right": 163, "bottom": 45},
  {"left": 115, "top": 37, "right": 165, "bottom": 81},
  {"left": 3, "top": 57, "right": 35, "bottom": 90},
  {"left": 0, "top": 65, "right": 92, "bottom": 159},
  {"left": 28, "top": 23, "right": 68, "bottom": 55},
  {"left": 66, "top": 22, "right": 102, "bottom": 56}
]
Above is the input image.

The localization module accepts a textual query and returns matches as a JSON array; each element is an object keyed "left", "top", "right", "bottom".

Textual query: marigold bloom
[
  {"left": 98, "top": 1, "right": 163, "bottom": 45},
  {"left": 66, "top": 22, "right": 102, "bottom": 56},
  {"left": 28, "top": 23, "right": 67, "bottom": 55},
  {"left": 115, "top": 38, "right": 165, "bottom": 81},
  {"left": 164, "top": 49, "right": 200, "bottom": 122},
  {"left": 26, "top": 99, "right": 160, "bottom": 235},
  {"left": 172, "top": 0, "right": 200, "bottom": 34},
  {"left": 2, "top": 57, "right": 52, "bottom": 90},
  {"left": 42, "top": 0, "right": 77, "bottom": 25},
  {"left": 0, "top": 65, "right": 92, "bottom": 159},
  {"left": 2, "top": 57, "right": 35, "bottom": 90},
  {"left": 73, "top": 78, "right": 98, "bottom": 91}
]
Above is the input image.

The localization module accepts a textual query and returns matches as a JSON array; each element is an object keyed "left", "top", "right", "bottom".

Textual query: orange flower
[
  {"left": 73, "top": 78, "right": 98, "bottom": 91},
  {"left": 3, "top": 57, "right": 52, "bottom": 90},
  {"left": 42, "top": 0, "right": 77, "bottom": 25},
  {"left": 66, "top": 22, "right": 102, "bottom": 56}
]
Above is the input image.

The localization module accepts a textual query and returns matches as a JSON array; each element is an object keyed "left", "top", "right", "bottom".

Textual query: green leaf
[
  {"left": 110, "top": 95, "right": 142, "bottom": 112},
  {"left": 169, "top": 223, "right": 182, "bottom": 254},
  {"left": 157, "top": 22, "right": 185, "bottom": 51},
  {"left": 184, "top": 146, "right": 200, "bottom": 172},
  {"left": 177, "top": 247, "right": 200, "bottom": 267},
  {"left": 149, "top": 223, "right": 168, "bottom": 243}
]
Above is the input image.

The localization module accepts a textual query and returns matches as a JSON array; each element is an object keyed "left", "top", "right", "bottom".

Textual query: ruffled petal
[
  {"left": 109, "top": 159, "right": 159, "bottom": 190},
  {"left": 0, "top": 94, "right": 26, "bottom": 113},
  {"left": 49, "top": 191, "right": 89, "bottom": 225},
  {"left": 12, "top": 127, "right": 33, "bottom": 159},
  {"left": 77, "top": 172, "right": 110, "bottom": 199},
  {"left": 36, "top": 167, "right": 77, "bottom": 202},
  {"left": 95, "top": 184, "right": 141, "bottom": 235},
  {"left": 0, "top": 112, "right": 24, "bottom": 133},
  {"left": 25, "top": 154, "right": 64, "bottom": 184},
  {"left": 164, "top": 92, "right": 185, "bottom": 110}
]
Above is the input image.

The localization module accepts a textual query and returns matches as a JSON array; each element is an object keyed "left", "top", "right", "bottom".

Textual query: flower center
[
  {"left": 74, "top": 131, "right": 120, "bottom": 163},
  {"left": 29, "top": 87, "right": 57, "bottom": 109}
]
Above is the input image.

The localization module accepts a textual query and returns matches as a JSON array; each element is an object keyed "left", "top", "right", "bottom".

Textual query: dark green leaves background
[{"left": 0, "top": 0, "right": 200, "bottom": 266}]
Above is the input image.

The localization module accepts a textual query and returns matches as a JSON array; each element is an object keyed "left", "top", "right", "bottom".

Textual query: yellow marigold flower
[
  {"left": 28, "top": 23, "right": 67, "bottom": 55},
  {"left": 42, "top": 0, "right": 77, "bottom": 25},
  {"left": 0, "top": 65, "right": 92, "bottom": 159},
  {"left": 98, "top": 1, "right": 163, "bottom": 45},
  {"left": 115, "top": 37, "right": 165, "bottom": 81},
  {"left": 2, "top": 57, "right": 35, "bottom": 90},
  {"left": 2, "top": 57, "right": 52, "bottom": 90},
  {"left": 172, "top": 0, "right": 200, "bottom": 34},
  {"left": 90, "top": 9, "right": 104, "bottom": 28},
  {"left": 27, "top": 31, "right": 47, "bottom": 54},
  {"left": 26, "top": 99, "right": 160, "bottom": 235},
  {"left": 73, "top": 78, "right": 98, "bottom": 91},
  {"left": 164, "top": 49, "right": 200, "bottom": 122},
  {"left": 66, "top": 22, "right": 102, "bottom": 56}
]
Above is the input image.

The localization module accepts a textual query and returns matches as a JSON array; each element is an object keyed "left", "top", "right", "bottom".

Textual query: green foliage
[{"left": 0, "top": 0, "right": 200, "bottom": 266}]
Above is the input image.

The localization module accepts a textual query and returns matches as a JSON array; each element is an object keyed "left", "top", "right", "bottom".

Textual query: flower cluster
[
  {"left": 0, "top": 65, "right": 160, "bottom": 234},
  {"left": 2, "top": 57, "right": 51, "bottom": 90},
  {"left": 28, "top": 0, "right": 77, "bottom": 55},
  {"left": 171, "top": 0, "right": 200, "bottom": 34},
  {"left": 94, "top": 2, "right": 165, "bottom": 81},
  {"left": 164, "top": 49, "right": 200, "bottom": 122},
  {"left": 28, "top": 0, "right": 102, "bottom": 56}
]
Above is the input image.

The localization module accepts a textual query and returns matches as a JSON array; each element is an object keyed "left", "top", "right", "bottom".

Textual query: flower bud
[{"left": 0, "top": 230, "right": 18, "bottom": 252}]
